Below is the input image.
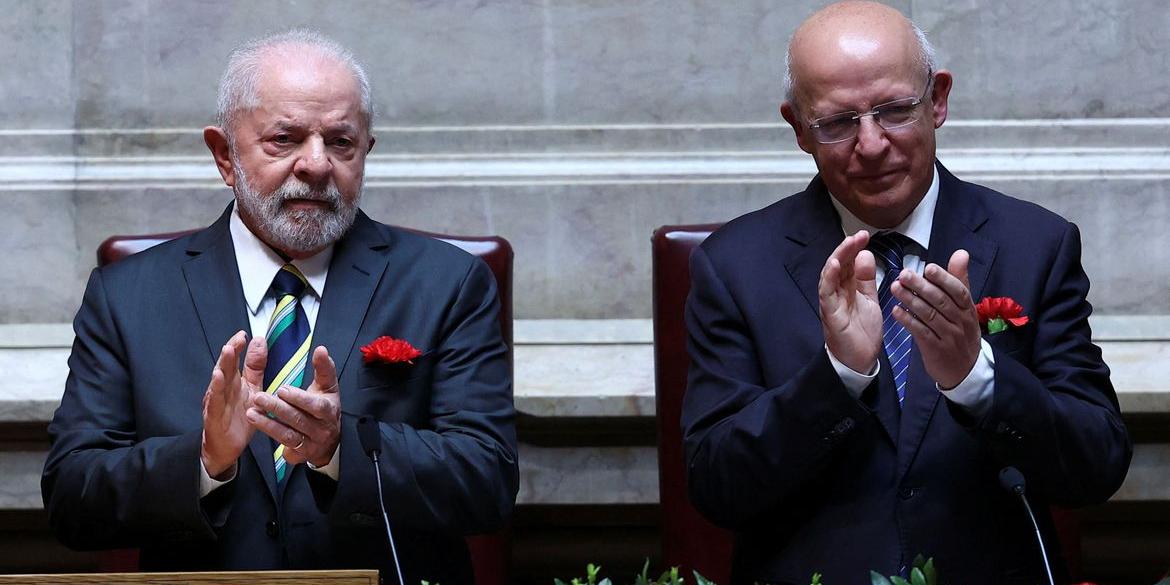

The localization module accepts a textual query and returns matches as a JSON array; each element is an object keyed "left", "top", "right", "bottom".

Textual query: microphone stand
[
  {"left": 1000, "top": 466, "right": 1056, "bottom": 585},
  {"left": 358, "top": 416, "right": 406, "bottom": 585}
]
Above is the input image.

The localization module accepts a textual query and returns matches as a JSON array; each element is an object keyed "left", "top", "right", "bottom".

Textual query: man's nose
[
  {"left": 853, "top": 115, "right": 890, "bottom": 158},
  {"left": 293, "top": 136, "right": 332, "bottom": 184}
]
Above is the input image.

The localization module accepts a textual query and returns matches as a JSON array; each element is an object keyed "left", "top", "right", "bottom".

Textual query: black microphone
[
  {"left": 998, "top": 465, "right": 1026, "bottom": 496},
  {"left": 357, "top": 414, "right": 382, "bottom": 458},
  {"left": 999, "top": 466, "right": 1055, "bottom": 585},
  {"left": 357, "top": 416, "right": 405, "bottom": 585}
]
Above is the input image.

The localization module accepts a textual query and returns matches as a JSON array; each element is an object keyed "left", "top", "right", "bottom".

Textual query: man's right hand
[
  {"left": 201, "top": 331, "right": 267, "bottom": 480},
  {"left": 818, "top": 230, "right": 882, "bottom": 374}
]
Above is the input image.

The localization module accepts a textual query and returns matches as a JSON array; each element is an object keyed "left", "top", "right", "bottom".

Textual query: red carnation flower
[
  {"left": 361, "top": 336, "right": 422, "bottom": 365},
  {"left": 975, "top": 296, "right": 1029, "bottom": 334}
]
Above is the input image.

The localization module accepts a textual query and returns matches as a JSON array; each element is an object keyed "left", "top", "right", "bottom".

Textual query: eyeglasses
[{"left": 807, "top": 72, "right": 935, "bottom": 144}]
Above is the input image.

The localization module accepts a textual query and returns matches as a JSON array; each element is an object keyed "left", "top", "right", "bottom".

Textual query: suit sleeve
[
  {"left": 41, "top": 268, "right": 218, "bottom": 550},
  {"left": 332, "top": 258, "right": 518, "bottom": 534},
  {"left": 681, "top": 245, "right": 873, "bottom": 530},
  {"left": 957, "top": 223, "right": 1132, "bottom": 506}
]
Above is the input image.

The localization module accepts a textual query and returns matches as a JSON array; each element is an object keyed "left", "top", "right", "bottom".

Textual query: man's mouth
[
  {"left": 853, "top": 169, "right": 898, "bottom": 180},
  {"left": 281, "top": 197, "right": 335, "bottom": 211}
]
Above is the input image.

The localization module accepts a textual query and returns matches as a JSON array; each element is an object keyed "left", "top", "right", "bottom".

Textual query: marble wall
[{"left": 2, "top": 0, "right": 1168, "bottom": 321}]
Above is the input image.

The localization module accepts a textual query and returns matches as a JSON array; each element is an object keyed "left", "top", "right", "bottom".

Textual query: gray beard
[{"left": 232, "top": 159, "right": 360, "bottom": 255}]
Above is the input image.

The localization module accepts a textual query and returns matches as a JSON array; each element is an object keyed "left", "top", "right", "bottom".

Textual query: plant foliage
[{"left": 547, "top": 556, "right": 942, "bottom": 585}]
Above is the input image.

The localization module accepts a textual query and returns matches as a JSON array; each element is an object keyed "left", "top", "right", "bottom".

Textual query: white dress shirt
[
  {"left": 824, "top": 164, "right": 996, "bottom": 417},
  {"left": 199, "top": 204, "right": 341, "bottom": 496}
]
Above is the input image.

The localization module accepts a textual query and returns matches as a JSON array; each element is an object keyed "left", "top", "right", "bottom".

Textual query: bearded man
[{"left": 42, "top": 30, "right": 517, "bottom": 584}]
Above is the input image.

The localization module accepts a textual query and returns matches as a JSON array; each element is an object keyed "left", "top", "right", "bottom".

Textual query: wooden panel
[{"left": 0, "top": 570, "right": 378, "bottom": 585}]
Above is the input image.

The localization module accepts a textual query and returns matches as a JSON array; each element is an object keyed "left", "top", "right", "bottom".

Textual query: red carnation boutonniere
[
  {"left": 975, "top": 296, "right": 1030, "bottom": 335},
  {"left": 361, "top": 336, "right": 422, "bottom": 365}
]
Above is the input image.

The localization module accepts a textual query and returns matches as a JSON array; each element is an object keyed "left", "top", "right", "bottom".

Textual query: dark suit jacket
[
  {"left": 43, "top": 206, "right": 519, "bottom": 584},
  {"left": 682, "top": 164, "right": 1131, "bottom": 584}
]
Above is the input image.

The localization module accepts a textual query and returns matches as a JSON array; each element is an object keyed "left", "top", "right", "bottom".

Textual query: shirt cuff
[
  {"left": 306, "top": 444, "right": 340, "bottom": 481},
  {"left": 937, "top": 338, "right": 997, "bottom": 419},
  {"left": 199, "top": 458, "right": 236, "bottom": 498},
  {"left": 826, "top": 345, "right": 879, "bottom": 399}
]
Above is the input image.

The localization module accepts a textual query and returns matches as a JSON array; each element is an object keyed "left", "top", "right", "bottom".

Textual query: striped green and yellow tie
[{"left": 263, "top": 264, "right": 312, "bottom": 484}]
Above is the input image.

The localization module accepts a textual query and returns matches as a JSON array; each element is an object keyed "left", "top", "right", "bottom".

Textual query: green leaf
[
  {"left": 599, "top": 579, "right": 613, "bottom": 585},
  {"left": 587, "top": 564, "right": 601, "bottom": 584},
  {"left": 810, "top": 573, "right": 823, "bottom": 585},
  {"left": 694, "top": 570, "right": 716, "bottom": 585},
  {"left": 1154, "top": 577, "right": 1170, "bottom": 585},
  {"left": 910, "top": 567, "right": 926, "bottom": 585},
  {"left": 987, "top": 318, "right": 1008, "bottom": 334},
  {"left": 890, "top": 577, "right": 911, "bottom": 585},
  {"left": 553, "top": 580, "right": 568, "bottom": 585},
  {"left": 634, "top": 559, "right": 652, "bottom": 585},
  {"left": 922, "top": 559, "right": 936, "bottom": 585},
  {"left": 870, "top": 571, "right": 895, "bottom": 585}
]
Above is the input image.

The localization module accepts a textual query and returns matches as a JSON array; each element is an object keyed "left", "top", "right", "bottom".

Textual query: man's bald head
[
  {"left": 777, "top": 0, "right": 952, "bottom": 229},
  {"left": 783, "top": 1, "right": 936, "bottom": 110}
]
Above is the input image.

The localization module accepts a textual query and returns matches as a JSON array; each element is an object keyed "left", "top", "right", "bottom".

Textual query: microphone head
[
  {"left": 356, "top": 416, "right": 382, "bottom": 458},
  {"left": 999, "top": 466, "right": 1026, "bottom": 496}
]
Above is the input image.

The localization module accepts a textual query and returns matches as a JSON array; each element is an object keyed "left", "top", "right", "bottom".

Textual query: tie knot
[
  {"left": 868, "top": 231, "right": 913, "bottom": 271},
  {"left": 270, "top": 264, "right": 307, "bottom": 298}
]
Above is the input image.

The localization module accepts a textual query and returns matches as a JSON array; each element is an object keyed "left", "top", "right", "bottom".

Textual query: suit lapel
[
  {"left": 313, "top": 212, "right": 390, "bottom": 383},
  {"left": 896, "top": 163, "right": 997, "bottom": 479},
  {"left": 783, "top": 179, "right": 847, "bottom": 316},
  {"left": 182, "top": 205, "right": 280, "bottom": 500},
  {"left": 182, "top": 207, "right": 250, "bottom": 362},
  {"left": 926, "top": 164, "right": 995, "bottom": 303},
  {"left": 781, "top": 180, "right": 899, "bottom": 445}
]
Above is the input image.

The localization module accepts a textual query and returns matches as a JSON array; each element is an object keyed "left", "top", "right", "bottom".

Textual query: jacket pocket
[{"left": 357, "top": 350, "right": 435, "bottom": 391}]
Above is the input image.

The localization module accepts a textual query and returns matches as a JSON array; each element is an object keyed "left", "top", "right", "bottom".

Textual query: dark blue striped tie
[
  {"left": 869, "top": 232, "right": 913, "bottom": 407},
  {"left": 264, "top": 264, "right": 312, "bottom": 484}
]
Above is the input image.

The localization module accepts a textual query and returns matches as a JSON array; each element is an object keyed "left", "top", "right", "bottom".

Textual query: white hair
[
  {"left": 215, "top": 29, "right": 373, "bottom": 138},
  {"left": 783, "top": 22, "right": 938, "bottom": 107}
]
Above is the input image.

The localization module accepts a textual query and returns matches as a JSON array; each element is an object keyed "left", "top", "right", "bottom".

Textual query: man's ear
[
  {"left": 928, "top": 69, "right": 953, "bottom": 129},
  {"left": 203, "top": 126, "right": 236, "bottom": 187},
  {"left": 780, "top": 102, "right": 814, "bottom": 155}
]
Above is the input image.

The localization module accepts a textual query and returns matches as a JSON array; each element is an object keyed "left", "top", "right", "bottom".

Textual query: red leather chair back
[
  {"left": 96, "top": 227, "right": 513, "bottom": 585},
  {"left": 650, "top": 223, "right": 1083, "bottom": 582},
  {"left": 651, "top": 224, "right": 732, "bottom": 584}
]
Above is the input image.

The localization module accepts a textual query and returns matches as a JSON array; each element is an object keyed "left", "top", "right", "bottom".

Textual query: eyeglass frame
[{"left": 805, "top": 70, "right": 936, "bottom": 145}]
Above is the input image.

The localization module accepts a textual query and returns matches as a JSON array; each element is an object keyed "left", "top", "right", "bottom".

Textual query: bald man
[{"left": 681, "top": 2, "right": 1130, "bottom": 583}]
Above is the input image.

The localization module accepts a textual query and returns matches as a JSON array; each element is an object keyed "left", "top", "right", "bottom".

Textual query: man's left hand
[
  {"left": 247, "top": 346, "right": 342, "bottom": 467},
  {"left": 889, "top": 249, "right": 982, "bottom": 389}
]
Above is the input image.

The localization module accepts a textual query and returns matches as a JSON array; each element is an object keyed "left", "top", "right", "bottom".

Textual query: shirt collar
[
  {"left": 828, "top": 163, "right": 940, "bottom": 251},
  {"left": 229, "top": 203, "right": 333, "bottom": 316}
]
